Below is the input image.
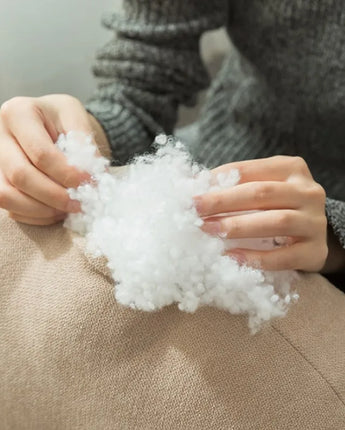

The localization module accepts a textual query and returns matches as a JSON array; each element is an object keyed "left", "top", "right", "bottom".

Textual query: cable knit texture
[{"left": 86, "top": 0, "right": 345, "bottom": 252}]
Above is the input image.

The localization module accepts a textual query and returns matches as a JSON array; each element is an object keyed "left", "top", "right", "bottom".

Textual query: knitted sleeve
[
  {"left": 326, "top": 198, "right": 345, "bottom": 250},
  {"left": 85, "top": 0, "right": 227, "bottom": 165}
]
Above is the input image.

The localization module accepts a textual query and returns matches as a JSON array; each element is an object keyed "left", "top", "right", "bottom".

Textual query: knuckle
[
  {"left": 209, "top": 193, "right": 223, "bottom": 212},
  {"left": 61, "top": 169, "right": 80, "bottom": 188},
  {"left": 274, "top": 212, "right": 293, "bottom": 230},
  {"left": 291, "top": 156, "right": 309, "bottom": 174},
  {"left": 252, "top": 183, "right": 274, "bottom": 205},
  {"left": 8, "top": 166, "right": 28, "bottom": 188},
  {"left": 59, "top": 94, "right": 81, "bottom": 108},
  {"left": 31, "top": 148, "right": 50, "bottom": 169},
  {"left": 308, "top": 183, "right": 326, "bottom": 203},
  {"left": 272, "top": 155, "right": 288, "bottom": 163},
  {"left": 227, "top": 218, "right": 240, "bottom": 236},
  {"left": 61, "top": 93, "right": 76, "bottom": 102},
  {"left": 0, "top": 102, "right": 9, "bottom": 118},
  {"left": 0, "top": 97, "right": 31, "bottom": 117}
]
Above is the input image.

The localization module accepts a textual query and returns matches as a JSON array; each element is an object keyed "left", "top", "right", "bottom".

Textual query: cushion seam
[{"left": 271, "top": 323, "right": 345, "bottom": 408}]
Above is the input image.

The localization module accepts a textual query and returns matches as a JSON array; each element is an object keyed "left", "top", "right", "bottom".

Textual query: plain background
[
  {"left": 0, "top": 0, "right": 118, "bottom": 104},
  {"left": 0, "top": 0, "right": 230, "bottom": 123}
]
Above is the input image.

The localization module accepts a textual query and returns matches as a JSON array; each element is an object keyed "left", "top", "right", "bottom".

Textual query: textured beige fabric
[{"left": 1, "top": 208, "right": 345, "bottom": 430}]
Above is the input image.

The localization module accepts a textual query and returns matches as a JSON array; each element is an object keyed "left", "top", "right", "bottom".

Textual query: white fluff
[{"left": 57, "top": 131, "right": 298, "bottom": 334}]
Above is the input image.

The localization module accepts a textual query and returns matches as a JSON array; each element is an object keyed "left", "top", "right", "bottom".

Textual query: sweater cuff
[
  {"left": 86, "top": 99, "right": 161, "bottom": 165},
  {"left": 325, "top": 197, "right": 345, "bottom": 249}
]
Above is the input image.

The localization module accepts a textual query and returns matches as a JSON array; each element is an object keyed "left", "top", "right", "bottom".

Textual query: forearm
[{"left": 86, "top": 0, "right": 227, "bottom": 164}]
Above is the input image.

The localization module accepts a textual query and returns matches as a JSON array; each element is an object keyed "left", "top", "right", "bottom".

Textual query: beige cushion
[{"left": 1, "top": 208, "right": 345, "bottom": 429}]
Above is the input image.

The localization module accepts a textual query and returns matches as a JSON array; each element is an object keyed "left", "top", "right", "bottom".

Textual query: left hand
[{"left": 193, "top": 156, "right": 328, "bottom": 272}]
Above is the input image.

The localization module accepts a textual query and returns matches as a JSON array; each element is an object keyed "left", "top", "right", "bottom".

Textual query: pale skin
[
  {"left": 0, "top": 95, "right": 110, "bottom": 225},
  {"left": 194, "top": 157, "right": 345, "bottom": 273},
  {"left": 0, "top": 94, "right": 344, "bottom": 273}
]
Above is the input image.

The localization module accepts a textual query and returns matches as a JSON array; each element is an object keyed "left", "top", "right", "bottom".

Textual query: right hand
[{"left": 0, "top": 94, "right": 102, "bottom": 225}]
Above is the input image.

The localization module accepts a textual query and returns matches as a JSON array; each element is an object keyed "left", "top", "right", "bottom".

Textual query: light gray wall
[
  {"left": 0, "top": 0, "right": 230, "bottom": 123},
  {"left": 0, "top": 0, "right": 120, "bottom": 104}
]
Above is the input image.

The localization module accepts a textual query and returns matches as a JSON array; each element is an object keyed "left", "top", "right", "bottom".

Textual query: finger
[
  {"left": 226, "top": 242, "right": 309, "bottom": 271},
  {"left": 1, "top": 136, "right": 81, "bottom": 213},
  {"left": 8, "top": 212, "right": 67, "bottom": 226},
  {"left": 40, "top": 95, "right": 103, "bottom": 157},
  {"left": 194, "top": 181, "right": 304, "bottom": 217},
  {"left": 2, "top": 98, "right": 91, "bottom": 188},
  {"left": 201, "top": 209, "right": 316, "bottom": 239},
  {"left": 211, "top": 155, "right": 313, "bottom": 185},
  {"left": 0, "top": 171, "right": 65, "bottom": 218}
]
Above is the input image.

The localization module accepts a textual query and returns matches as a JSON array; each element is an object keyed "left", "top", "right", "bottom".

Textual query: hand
[
  {"left": 193, "top": 156, "right": 328, "bottom": 272},
  {"left": 0, "top": 94, "right": 110, "bottom": 225}
]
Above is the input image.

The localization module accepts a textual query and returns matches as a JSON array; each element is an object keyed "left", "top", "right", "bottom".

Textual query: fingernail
[
  {"left": 193, "top": 196, "right": 203, "bottom": 213},
  {"left": 79, "top": 172, "right": 92, "bottom": 184},
  {"left": 229, "top": 251, "right": 247, "bottom": 265},
  {"left": 202, "top": 221, "right": 221, "bottom": 234},
  {"left": 66, "top": 200, "right": 81, "bottom": 213}
]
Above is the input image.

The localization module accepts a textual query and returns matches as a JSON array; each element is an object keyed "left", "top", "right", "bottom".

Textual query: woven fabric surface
[{"left": 1, "top": 208, "right": 345, "bottom": 429}]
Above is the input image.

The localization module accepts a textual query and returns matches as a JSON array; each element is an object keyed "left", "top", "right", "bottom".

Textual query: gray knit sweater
[{"left": 86, "top": 0, "right": 345, "bottom": 255}]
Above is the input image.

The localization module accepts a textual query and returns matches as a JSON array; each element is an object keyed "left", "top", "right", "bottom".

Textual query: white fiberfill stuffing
[{"left": 57, "top": 132, "right": 298, "bottom": 333}]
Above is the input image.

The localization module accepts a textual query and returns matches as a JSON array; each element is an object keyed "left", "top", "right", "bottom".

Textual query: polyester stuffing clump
[{"left": 57, "top": 131, "right": 298, "bottom": 334}]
